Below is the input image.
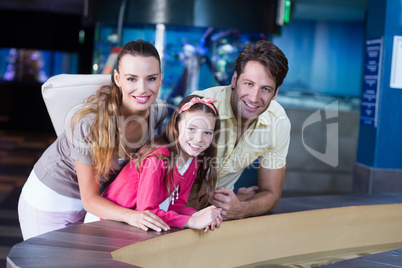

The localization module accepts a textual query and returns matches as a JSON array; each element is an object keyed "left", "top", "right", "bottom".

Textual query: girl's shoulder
[
  {"left": 137, "top": 145, "right": 170, "bottom": 171},
  {"left": 150, "top": 145, "right": 170, "bottom": 157}
]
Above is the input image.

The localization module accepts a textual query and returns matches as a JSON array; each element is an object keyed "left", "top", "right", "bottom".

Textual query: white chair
[{"left": 41, "top": 74, "right": 112, "bottom": 136}]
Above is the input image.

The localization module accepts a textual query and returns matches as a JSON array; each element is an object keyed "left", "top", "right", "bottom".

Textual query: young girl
[
  {"left": 18, "top": 40, "right": 170, "bottom": 240},
  {"left": 97, "top": 95, "right": 222, "bottom": 231}
]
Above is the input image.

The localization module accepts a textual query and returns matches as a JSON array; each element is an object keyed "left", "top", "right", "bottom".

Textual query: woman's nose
[{"left": 137, "top": 81, "right": 146, "bottom": 93}]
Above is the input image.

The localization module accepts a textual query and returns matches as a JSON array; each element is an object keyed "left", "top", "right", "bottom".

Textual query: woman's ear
[
  {"left": 159, "top": 70, "right": 163, "bottom": 87},
  {"left": 114, "top": 69, "right": 121, "bottom": 87}
]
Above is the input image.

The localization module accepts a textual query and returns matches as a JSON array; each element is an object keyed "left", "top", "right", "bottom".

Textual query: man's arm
[{"left": 213, "top": 166, "right": 286, "bottom": 220}]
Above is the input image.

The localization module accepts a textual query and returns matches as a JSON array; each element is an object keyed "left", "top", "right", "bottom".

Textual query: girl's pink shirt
[{"left": 101, "top": 146, "right": 198, "bottom": 228}]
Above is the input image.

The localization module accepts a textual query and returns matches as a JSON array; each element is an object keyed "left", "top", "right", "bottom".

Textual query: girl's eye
[
  {"left": 205, "top": 131, "right": 213, "bottom": 135},
  {"left": 188, "top": 127, "right": 195, "bottom": 132},
  {"left": 148, "top": 77, "right": 157, "bottom": 82}
]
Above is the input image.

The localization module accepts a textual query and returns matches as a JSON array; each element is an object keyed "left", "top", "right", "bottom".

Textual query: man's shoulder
[
  {"left": 256, "top": 100, "right": 290, "bottom": 131},
  {"left": 192, "top": 85, "right": 230, "bottom": 98},
  {"left": 267, "top": 100, "right": 289, "bottom": 119}
]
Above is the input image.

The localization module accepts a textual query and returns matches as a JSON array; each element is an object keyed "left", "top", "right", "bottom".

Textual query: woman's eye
[
  {"left": 128, "top": 78, "right": 136, "bottom": 82},
  {"left": 148, "top": 77, "right": 157, "bottom": 82},
  {"left": 205, "top": 131, "right": 213, "bottom": 135},
  {"left": 188, "top": 128, "right": 195, "bottom": 132}
]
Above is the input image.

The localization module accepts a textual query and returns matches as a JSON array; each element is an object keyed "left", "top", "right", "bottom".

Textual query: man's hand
[
  {"left": 213, "top": 167, "right": 286, "bottom": 220},
  {"left": 237, "top": 186, "right": 259, "bottom": 201},
  {"left": 213, "top": 187, "right": 245, "bottom": 220}
]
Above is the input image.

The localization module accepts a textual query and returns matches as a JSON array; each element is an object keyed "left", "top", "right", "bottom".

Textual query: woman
[{"left": 18, "top": 40, "right": 170, "bottom": 240}]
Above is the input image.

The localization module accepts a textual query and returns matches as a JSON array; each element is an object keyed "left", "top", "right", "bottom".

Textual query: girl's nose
[{"left": 193, "top": 131, "right": 203, "bottom": 142}]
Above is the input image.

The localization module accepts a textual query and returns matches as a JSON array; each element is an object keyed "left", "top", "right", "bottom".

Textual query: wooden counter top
[{"left": 7, "top": 193, "right": 402, "bottom": 267}]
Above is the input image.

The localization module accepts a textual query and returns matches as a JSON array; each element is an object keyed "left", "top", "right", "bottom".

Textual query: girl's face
[
  {"left": 114, "top": 54, "right": 162, "bottom": 117},
  {"left": 177, "top": 110, "right": 216, "bottom": 162}
]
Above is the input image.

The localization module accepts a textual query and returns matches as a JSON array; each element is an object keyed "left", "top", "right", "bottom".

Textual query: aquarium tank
[
  {"left": 0, "top": 48, "right": 79, "bottom": 83},
  {"left": 92, "top": 22, "right": 271, "bottom": 107}
]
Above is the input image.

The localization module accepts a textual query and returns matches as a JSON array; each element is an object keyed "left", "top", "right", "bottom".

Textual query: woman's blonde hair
[{"left": 72, "top": 40, "right": 161, "bottom": 180}]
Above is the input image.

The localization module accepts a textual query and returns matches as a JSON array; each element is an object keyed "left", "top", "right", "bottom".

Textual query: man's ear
[
  {"left": 231, "top": 72, "right": 238, "bottom": 89},
  {"left": 272, "top": 87, "right": 279, "bottom": 100}
]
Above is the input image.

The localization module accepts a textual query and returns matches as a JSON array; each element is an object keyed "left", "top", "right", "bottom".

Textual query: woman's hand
[
  {"left": 123, "top": 210, "right": 170, "bottom": 232},
  {"left": 185, "top": 205, "right": 222, "bottom": 231}
]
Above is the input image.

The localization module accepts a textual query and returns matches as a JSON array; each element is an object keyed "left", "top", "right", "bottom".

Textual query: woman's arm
[{"left": 75, "top": 161, "right": 169, "bottom": 232}]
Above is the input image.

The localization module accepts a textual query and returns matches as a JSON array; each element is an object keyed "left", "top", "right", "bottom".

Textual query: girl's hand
[
  {"left": 204, "top": 213, "right": 223, "bottom": 232},
  {"left": 124, "top": 210, "right": 170, "bottom": 232},
  {"left": 186, "top": 205, "right": 222, "bottom": 230}
]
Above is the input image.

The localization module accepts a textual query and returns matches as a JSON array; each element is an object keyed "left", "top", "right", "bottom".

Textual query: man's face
[{"left": 230, "top": 60, "right": 278, "bottom": 126}]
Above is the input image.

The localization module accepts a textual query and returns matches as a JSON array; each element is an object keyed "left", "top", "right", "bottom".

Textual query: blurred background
[
  {"left": 0, "top": 0, "right": 367, "bottom": 193},
  {"left": 0, "top": 0, "right": 401, "bottom": 264}
]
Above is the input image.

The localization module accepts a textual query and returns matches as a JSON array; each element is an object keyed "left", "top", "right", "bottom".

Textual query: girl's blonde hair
[{"left": 72, "top": 40, "right": 161, "bottom": 180}]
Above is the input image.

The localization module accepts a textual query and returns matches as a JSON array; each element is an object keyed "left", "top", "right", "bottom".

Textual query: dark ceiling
[
  {"left": 0, "top": 0, "right": 368, "bottom": 22},
  {"left": 0, "top": 0, "right": 85, "bottom": 15}
]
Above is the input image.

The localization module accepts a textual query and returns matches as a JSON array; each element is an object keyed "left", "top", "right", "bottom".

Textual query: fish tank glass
[
  {"left": 0, "top": 48, "right": 79, "bottom": 83},
  {"left": 92, "top": 22, "right": 271, "bottom": 107}
]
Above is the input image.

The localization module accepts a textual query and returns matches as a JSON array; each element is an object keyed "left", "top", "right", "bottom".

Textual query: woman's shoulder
[
  {"left": 71, "top": 111, "right": 96, "bottom": 126},
  {"left": 150, "top": 98, "right": 167, "bottom": 128},
  {"left": 65, "top": 112, "right": 96, "bottom": 138}
]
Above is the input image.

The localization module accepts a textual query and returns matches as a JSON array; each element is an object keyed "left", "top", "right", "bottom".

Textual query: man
[{"left": 189, "top": 40, "right": 290, "bottom": 220}]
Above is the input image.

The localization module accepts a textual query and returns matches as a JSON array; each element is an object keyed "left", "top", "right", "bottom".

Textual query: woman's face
[{"left": 114, "top": 54, "right": 162, "bottom": 117}]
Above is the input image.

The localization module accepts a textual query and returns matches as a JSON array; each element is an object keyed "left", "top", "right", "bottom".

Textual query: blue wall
[
  {"left": 273, "top": 20, "right": 365, "bottom": 97},
  {"left": 356, "top": 0, "right": 402, "bottom": 169}
]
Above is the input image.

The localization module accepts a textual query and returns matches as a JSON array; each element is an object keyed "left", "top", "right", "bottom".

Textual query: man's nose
[{"left": 249, "top": 88, "right": 259, "bottom": 103}]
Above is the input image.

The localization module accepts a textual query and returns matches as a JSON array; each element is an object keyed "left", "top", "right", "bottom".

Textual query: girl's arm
[
  {"left": 135, "top": 157, "right": 194, "bottom": 228},
  {"left": 75, "top": 161, "right": 169, "bottom": 232}
]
